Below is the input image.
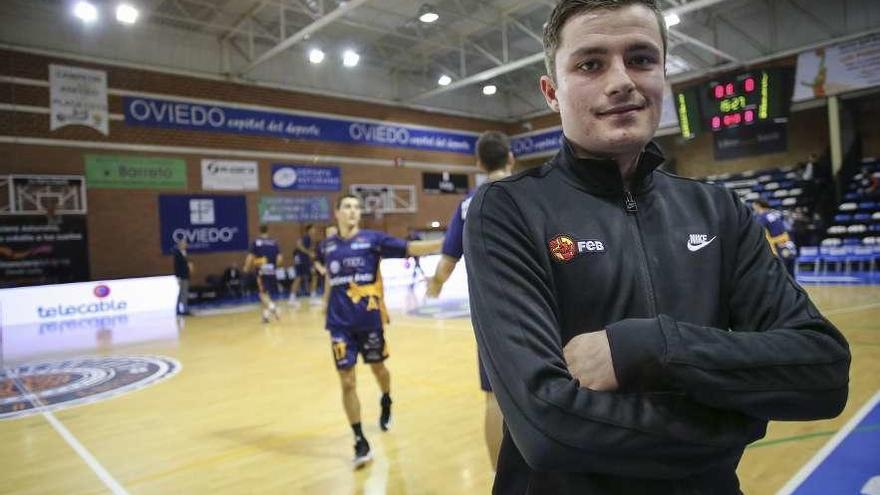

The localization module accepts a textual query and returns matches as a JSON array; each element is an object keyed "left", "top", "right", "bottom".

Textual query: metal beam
[
  {"left": 411, "top": 0, "right": 733, "bottom": 100},
  {"left": 669, "top": 29, "right": 738, "bottom": 62},
  {"left": 221, "top": 0, "right": 272, "bottom": 42},
  {"left": 239, "top": 0, "right": 371, "bottom": 75},
  {"left": 411, "top": 52, "right": 544, "bottom": 101}
]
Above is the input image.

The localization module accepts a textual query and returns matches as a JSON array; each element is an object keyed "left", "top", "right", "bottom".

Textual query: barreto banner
[{"left": 123, "top": 96, "right": 479, "bottom": 155}]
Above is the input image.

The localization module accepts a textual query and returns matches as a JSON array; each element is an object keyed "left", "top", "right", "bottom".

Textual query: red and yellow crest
[{"left": 548, "top": 235, "right": 577, "bottom": 263}]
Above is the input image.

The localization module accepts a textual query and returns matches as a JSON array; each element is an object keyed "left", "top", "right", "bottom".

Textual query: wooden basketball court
[{"left": 1, "top": 282, "right": 878, "bottom": 495}]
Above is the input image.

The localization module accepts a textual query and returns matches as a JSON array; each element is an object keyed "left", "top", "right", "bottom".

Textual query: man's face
[
  {"left": 335, "top": 198, "right": 362, "bottom": 229},
  {"left": 540, "top": 5, "right": 665, "bottom": 157}
]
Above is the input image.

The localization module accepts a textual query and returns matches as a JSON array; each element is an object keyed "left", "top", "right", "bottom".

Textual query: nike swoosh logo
[{"left": 687, "top": 236, "right": 717, "bottom": 252}]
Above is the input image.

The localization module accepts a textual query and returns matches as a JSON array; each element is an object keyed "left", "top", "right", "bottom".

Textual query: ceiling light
[
  {"left": 438, "top": 74, "right": 452, "bottom": 86},
  {"left": 342, "top": 49, "right": 360, "bottom": 67},
  {"left": 482, "top": 84, "right": 497, "bottom": 96},
  {"left": 418, "top": 4, "right": 439, "bottom": 23},
  {"left": 664, "top": 13, "right": 680, "bottom": 28},
  {"left": 419, "top": 12, "right": 439, "bottom": 23},
  {"left": 73, "top": 1, "right": 98, "bottom": 23},
  {"left": 116, "top": 4, "right": 140, "bottom": 24},
  {"left": 431, "top": 221, "right": 441, "bottom": 228},
  {"left": 309, "top": 48, "right": 325, "bottom": 64}
]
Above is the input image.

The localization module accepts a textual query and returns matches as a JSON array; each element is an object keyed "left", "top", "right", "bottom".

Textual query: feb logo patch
[{"left": 548, "top": 234, "right": 606, "bottom": 263}]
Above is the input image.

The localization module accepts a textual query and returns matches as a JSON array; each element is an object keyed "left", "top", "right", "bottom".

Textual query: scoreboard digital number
[{"left": 706, "top": 71, "right": 769, "bottom": 131}]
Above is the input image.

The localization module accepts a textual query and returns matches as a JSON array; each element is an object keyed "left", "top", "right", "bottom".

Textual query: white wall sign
[
  {"left": 49, "top": 64, "right": 109, "bottom": 135},
  {"left": 200, "top": 159, "right": 259, "bottom": 191}
]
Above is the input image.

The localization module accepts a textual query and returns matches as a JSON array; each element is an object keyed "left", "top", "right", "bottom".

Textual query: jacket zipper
[{"left": 624, "top": 189, "right": 658, "bottom": 316}]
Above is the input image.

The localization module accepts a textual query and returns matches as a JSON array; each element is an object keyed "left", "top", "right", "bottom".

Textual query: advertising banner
[
  {"left": 158, "top": 195, "right": 248, "bottom": 254},
  {"left": 124, "top": 96, "right": 478, "bottom": 154},
  {"left": 0, "top": 275, "right": 179, "bottom": 326},
  {"left": 271, "top": 164, "right": 341, "bottom": 191},
  {"left": 201, "top": 159, "right": 258, "bottom": 191},
  {"left": 794, "top": 33, "right": 880, "bottom": 102},
  {"left": 0, "top": 215, "right": 89, "bottom": 288},
  {"left": 85, "top": 155, "right": 187, "bottom": 189},
  {"left": 258, "top": 196, "right": 331, "bottom": 223}
]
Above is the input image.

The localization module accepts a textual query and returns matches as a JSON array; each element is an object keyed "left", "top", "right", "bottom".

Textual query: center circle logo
[
  {"left": 93, "top": 285, "right": 111, "bottom": 298},
  {"left": 548, "top": 235, "right": 577, "bottom": 263},
  {"left": 0, "top": 356, "right": 181, "bottom": 420},
  {"left": 273, "top": 167, "right": 298, "bottom": 188}
]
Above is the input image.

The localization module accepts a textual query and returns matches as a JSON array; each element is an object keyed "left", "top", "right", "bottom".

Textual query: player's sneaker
[
  {"left": 353, "top": 438, "right": 372, "bottom": 469},
  {"left": 271, "top": 306, "right": 281, "bottom": 321},
  {"left": 379, "top": 395, "right": 392, "bottom": 431}
]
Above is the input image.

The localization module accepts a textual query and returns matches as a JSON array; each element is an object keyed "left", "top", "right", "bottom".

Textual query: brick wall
[{"left": 0, "top": 48, "right": 496, "bottom": 282}]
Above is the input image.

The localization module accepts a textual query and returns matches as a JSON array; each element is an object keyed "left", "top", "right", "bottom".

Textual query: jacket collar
[{"left": 553, "top": 137, "right": 666, "bottom": 196}]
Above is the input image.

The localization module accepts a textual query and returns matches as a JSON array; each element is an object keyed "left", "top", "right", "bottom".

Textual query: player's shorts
[
  {"left": 478, "top": 353, "right": 492, "bottom": 392},
  {"left": 295, "top": 263, "right": 312, "bottom": 278},
  {"left": 257, "top": 274, "right": 278, "bottom": 295},
  {"left": 329, "top": 327, "right": 388, "bottom": 370}
]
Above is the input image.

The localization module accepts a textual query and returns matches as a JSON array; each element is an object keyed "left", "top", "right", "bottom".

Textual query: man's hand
[
  {"left": 563, "top": 330, "right": 619, "bottom": 391},
  {"left": 425, "top": 277, "right": 443, "bottom": 298}
]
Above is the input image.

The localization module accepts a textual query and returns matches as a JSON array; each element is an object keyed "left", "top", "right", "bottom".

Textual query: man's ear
[{"left": 540, "top": 75, "right": 560, "bottom": 113}]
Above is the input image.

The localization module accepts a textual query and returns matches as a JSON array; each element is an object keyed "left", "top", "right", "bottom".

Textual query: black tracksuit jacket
[{"left": 463, "top": 139, "right": 850, "bottom": 494}]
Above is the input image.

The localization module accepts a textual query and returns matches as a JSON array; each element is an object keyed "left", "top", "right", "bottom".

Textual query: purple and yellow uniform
[
  {"left": 323, "top": 230, "right": 408, "bottom": 369},
  {"left": 442, "top": 192, "right": 491, "bottom": 391},
  {"left": 250, "top": 237, "right": 280, "bottom": 295},
  {"left": 756, "top": 209, "right": 797, "bottom": 276}
]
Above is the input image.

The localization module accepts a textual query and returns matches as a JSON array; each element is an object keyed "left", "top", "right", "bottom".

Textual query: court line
[
  {"left": 775, "top": 390, "right": 880, "bottom": 495},
  {"left": 747, "top": 423, "right": 880, "bottom": 449},
  {"left": 10, "top": 374, "right": 130, "bottom": 495},
  {"left": 822, "top": 301, "right": 880, "bottom": 317}
]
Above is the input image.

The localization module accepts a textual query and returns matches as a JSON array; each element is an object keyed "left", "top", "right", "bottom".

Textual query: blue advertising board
[
  {"left": 271, "top": 164, "right": 341, "bottom": 191},
  {"left": 511, "top": 127, "right": 564, "bottom": 157},
  {"left": 123, "top": 96, "right": 478, "bottom": 155},
  {"left": 159, "top": 195, "right": 249, "bottom": 254}
]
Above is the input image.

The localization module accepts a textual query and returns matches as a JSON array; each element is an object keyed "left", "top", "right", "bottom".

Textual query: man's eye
[
  {"left": 630, "top": 56, "right": 656, "bottom": 66},
  {"left": 578, "top": 60, "right": 601, "bottom": 71}
]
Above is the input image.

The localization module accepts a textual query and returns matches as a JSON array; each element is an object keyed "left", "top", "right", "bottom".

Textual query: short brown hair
[
  {"left": 336, "top": 194, "right": 361, "bottom": 210},
  {"left": 476, "top": 131, "right": 511, "bottom": 173},
  {"left": 543, "top": 0, "right": 668, "bottom": 80}
]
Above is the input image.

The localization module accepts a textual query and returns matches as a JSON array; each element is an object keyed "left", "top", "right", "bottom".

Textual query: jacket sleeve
[
  {"left": 465, "top": 184, "right": 766, "bottom": 477},
  {"left": 606, "top": 191, "right": 850, "bottom": 421}
]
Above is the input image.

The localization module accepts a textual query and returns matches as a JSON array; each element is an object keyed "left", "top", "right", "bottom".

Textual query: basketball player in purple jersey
[
  {"left": 243, "top": 224, "right": 282, "bottom": 323},
  {"left": 426, "top": 130, "right": 514, "bottom": 471},
  {"left": 323, "top": 194, "right": 442, "bottom": 468}
]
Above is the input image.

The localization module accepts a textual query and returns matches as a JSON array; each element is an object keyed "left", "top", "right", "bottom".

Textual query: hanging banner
[
  {"left": 201, "top": 159, "right": 259, "bottom": 191},
  {"left": 158, "top": 195, "right": 249, "bottom": 254},
  {"left": 123, "top": 96, "right": 478, "bottom": 154},
  {"left": 50, "top": 64, "right": 109, "bottom": 135},
  {"left": 794, "top": 33, "right": 880, "bottom": 102},
  {"left": 259, "top": 197, "right": 331, "bottom": 223},
  {"left": 0, "top": 215, "right": 90, "bottom": 288},
  {"left": 271, "top": 164, "right": 341, "bottom": 191},
  {"left": 85, "top": 155, "right": 187, "bottom": 189}
]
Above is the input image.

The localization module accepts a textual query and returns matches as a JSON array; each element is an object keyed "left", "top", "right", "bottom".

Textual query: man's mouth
[{"left": 597, "top": 104, "right": 645, "bottom": 116}]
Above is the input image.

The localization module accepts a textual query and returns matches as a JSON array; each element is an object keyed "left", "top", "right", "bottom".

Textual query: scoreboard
[{"left": 674, "top": 67, "right": 794, "bottom": 140}]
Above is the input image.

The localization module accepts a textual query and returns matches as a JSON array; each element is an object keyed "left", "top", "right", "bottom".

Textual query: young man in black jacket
[{"left": 463, "top": 1, "right": 851, "bottom": 494}]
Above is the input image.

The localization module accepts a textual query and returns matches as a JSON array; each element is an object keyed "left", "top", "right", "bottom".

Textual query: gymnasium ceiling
[{"left": 2, "top": 0, "right": 880, "bottom": 121}]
